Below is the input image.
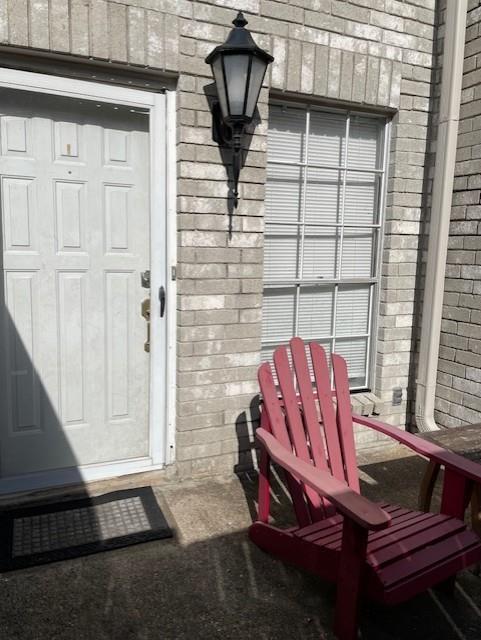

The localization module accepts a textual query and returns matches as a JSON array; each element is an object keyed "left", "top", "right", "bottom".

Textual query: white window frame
[
  {"left": 0, "top": 67, "right": 177, "bottom": 493},
  {"left": 263, "top": 101, "right": 391, "bottom": 390}
]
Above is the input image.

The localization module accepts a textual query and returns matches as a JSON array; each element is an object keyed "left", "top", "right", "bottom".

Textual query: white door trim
[
  {"left": 149, "top": 91, "right": 177, "bottom": 467},
  {"left": 0, "top": 67, "right": 156, "bottom": 107},
  {"left": 0, "top": 68, "right": 177, "bottom": 493}
]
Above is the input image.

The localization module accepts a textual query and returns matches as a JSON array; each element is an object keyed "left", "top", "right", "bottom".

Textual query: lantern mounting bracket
[
  {"left": 211, "top": 101, "right": 244, "bottom": 207},
  {"left": 211, "top": 101, "right": 233, "bottom": 147}
]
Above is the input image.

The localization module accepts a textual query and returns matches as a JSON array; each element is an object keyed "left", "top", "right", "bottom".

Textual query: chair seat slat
[
  {"left": 295, "top": 505, "right": 473, "bottom": 574},
  {"left": 297, "top": 507, "right": 424, "bottom": 545},
  {"left": 322, "top": 513, "right": 442, "bottom": 552},
  {"left": 367, "top": 511, "right": 433, "bottom": 543},
  {"left": 377, "top": 530, "right": 481, "bottom": 588},
  {"left": 368, "top": 518, "right": 466, "bottom": 568},
  {"left": 293, "top": 514, "right": 344, "bottom": 538}
]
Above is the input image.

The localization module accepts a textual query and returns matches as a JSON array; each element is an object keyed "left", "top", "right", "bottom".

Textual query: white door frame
[{"left": 0, "top": 68, "right": 177, "bottom": 494}]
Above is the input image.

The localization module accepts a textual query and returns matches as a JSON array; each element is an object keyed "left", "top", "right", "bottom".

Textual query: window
[{"left": 262, "top": 102, "right": 389, "bottom": 389}]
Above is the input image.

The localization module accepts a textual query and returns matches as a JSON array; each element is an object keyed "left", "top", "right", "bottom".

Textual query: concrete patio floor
[{"left": 1, "top": 445, "right": 481, "bottom": 639}]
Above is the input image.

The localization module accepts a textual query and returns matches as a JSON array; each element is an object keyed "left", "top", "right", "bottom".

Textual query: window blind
[{"left": 262, "top": 102, "right": 387, "bottom": 389}]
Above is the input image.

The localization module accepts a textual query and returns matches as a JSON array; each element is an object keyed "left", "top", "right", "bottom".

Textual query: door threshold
[{"left": 0, "top": 457, "right": 167, "bottom": 503}]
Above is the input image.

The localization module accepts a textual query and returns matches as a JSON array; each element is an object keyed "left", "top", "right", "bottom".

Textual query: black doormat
[{"left": 0, "top": 486, "right": 173, "bottom": 571}]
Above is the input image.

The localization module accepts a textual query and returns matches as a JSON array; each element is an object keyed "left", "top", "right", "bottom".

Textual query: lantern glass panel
[
  {"left": 245, "top": 56, "right": 267, "bottom": 120},
  {"left": 211, "top": 57, "right": 229, "bottom": 119},
  {"left": 223, "top": 54, "right": 250, "bottom": 116}
]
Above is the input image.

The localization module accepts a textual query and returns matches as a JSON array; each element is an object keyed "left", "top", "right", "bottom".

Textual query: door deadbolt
[{"left": 141, "top": 270, "right": 151, "bottom": 289}]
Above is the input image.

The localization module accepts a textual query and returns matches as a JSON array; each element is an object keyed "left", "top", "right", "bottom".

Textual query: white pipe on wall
[{"left": 415, "top": 0, "right": 468, "bottom": 432}]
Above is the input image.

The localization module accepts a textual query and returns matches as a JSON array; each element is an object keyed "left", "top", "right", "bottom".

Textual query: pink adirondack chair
[{"left": 249, "top": 338, "right": 481, "bottom": 640}]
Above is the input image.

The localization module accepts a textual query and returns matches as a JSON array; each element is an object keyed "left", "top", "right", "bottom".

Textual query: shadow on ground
[{"left": 1, "top": 450, "right": 481, "bottom": 639}]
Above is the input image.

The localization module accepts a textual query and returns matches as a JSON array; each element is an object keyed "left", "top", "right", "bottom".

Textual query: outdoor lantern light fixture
[{"left": 205, "top": 11, "right": 274, "bottom": 207}]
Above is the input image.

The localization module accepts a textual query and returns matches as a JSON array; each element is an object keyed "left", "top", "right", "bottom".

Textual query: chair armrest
[
  {"left": 353, "top": 414, "right": 481, "bottom": 485},
  {"left": 255, "top": 428, "right": 391, "bottom": 531}
]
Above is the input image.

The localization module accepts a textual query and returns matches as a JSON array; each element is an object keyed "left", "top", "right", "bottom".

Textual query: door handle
[
  {"left": 141, "top": 298, "right": 150, "bottom": 353},
  {"left": 159, "top": 286, "right": 166, "bottom": 318}
]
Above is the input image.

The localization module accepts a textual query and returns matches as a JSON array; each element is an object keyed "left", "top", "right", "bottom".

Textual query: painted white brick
[
  {"left": 301, "top": 42, "right": 315, "bottom": 94},
  {"left": 9, "top": 0, "right": 28, "bottom": 46},
  {"left": 50, "top": 0, "right": 69, "bottom": 51},
  {"left": 71, "top": 0, "right": 89, "bottom": 55},
  {"left": 0, "top": 0, "right": 7, "bottom": 43},
  {"left": 146, "top": 10, "right": 164, "bottom": 68},
  {"left": 109, "top": 3, "right": 127, "bottom": 62},
  {"left": 29, "top": 0, "right": 49, "bottom": 49}
]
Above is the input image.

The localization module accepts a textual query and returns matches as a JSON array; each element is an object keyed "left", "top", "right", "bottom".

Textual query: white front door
[{"left": 0, "top": 87, "right": 152, "bottom": 479}]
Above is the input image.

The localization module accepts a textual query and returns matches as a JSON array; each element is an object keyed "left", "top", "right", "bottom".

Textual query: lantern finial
[{"left": 233, "top": 12, "right": 248, "bottom": 28}]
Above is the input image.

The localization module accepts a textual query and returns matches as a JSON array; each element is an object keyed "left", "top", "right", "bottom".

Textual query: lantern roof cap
[{"left": 205, "top": 11, "right": 274, "bottom": 64}]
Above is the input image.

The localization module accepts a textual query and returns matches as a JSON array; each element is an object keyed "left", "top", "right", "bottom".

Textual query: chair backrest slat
[
  {"left": 257, "top": 362, "right": 312, "bottom": 527},
  {"left": 332, "top": 353, "right": 360, "bottom": 493},
  {"left": 290, "top": 338, "right": 329, "bottom": 473},
  {"left": 309, "top": 342, "right": 346, "bottom": 484},
  {"left": 290, "top": 338, "right": 334, "bottom": 516},
  {"left": 273, "top": 347, "right": 324, "bottom": 521}
]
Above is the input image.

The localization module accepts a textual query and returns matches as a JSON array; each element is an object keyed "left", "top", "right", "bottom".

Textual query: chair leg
[
  {"left": 436, "top": 469, "right": 472, "bottom": 594},
  {"left": 418, "top": 461, "right": 440, "bottom": 512},
  {"left": 470, "top": 484, "right": 481, "bottom": 538},
  {"left": 257, "top": 448, "right": 271, "bottom": 523},
  {"left": 470, "top": 484, "right": 481, "bottom": 575},
  {"left": 333, "top": 519, "right": 368, "bottom": 640}
]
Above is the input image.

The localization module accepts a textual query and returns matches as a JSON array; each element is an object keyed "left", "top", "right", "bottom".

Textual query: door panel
[{"left": 0, "top": 89, "right": 151, "bottom": 477}]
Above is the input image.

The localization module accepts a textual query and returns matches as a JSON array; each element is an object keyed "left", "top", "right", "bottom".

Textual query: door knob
[{"left": 141, "top": 298, "right": 150, "bottom": 321}]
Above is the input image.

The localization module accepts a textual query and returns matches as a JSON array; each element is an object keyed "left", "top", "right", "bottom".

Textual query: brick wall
[
  {"left": 435, "top": 0, "right": 481, "bottom": 428},
  {"left": 0, "top": 0, "right": 439, "bottom": 478}
]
